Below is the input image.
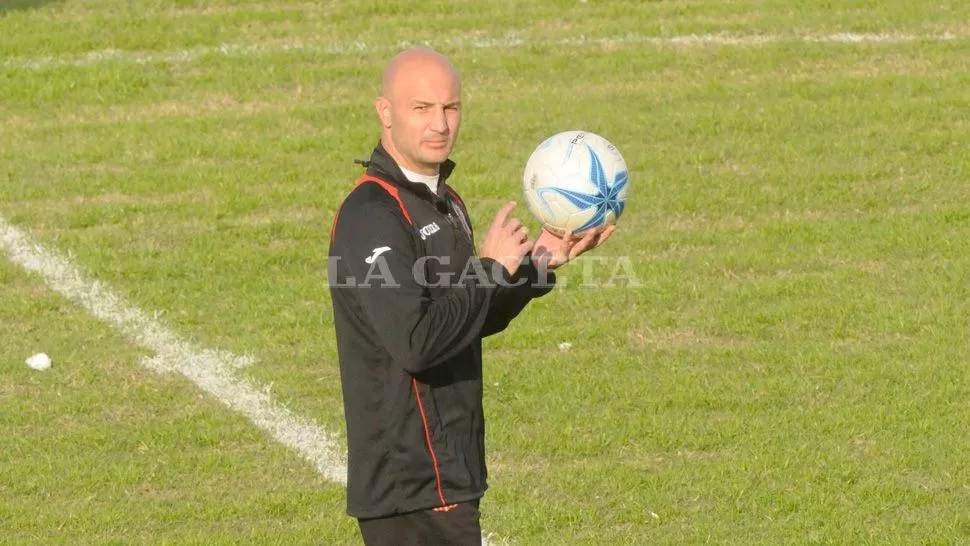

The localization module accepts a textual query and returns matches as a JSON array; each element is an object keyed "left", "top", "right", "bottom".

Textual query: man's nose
[{"left": 429, "top": 107, "right": 449, "bottom": 134}]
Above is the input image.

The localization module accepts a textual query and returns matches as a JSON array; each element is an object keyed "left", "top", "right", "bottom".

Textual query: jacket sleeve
[
  {"left": 332, "top": 193, "right": 507, "bottom": 375},
  {"left": 480, "top": 258, "right": 556, "bottom": 338}
]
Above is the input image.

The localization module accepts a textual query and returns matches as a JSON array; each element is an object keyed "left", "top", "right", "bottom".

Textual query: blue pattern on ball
[{"left": 537, "top": 145, "right": 628, "bottom": 233}]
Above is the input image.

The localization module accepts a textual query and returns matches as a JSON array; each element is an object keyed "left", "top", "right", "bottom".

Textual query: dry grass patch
[{"left": 627, "top": 326, "right": 747, "bottom": 351}]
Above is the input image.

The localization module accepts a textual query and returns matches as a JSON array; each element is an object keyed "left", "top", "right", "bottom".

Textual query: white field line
[
  {"left": 0, "top": 213, "right": 506, "bottom": 545},
  {"left": 8, "top": 28, "right": 952, "bottom": 544},
  {"left": 0, "top": 212, "right": 347, "bottom": 485},
  {"left": 3, "top": 31, "right": 962, "bottom": 70}
]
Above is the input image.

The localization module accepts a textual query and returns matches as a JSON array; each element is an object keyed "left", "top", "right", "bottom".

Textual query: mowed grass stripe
[
  {"left": 3, "top": 31, "right": 967, "bottom": 71},
  {"left": 4, "top": 0, "right": 970, "bottom": 542}
]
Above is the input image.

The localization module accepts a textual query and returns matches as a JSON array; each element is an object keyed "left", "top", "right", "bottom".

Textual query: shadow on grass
[{"left": 0, "top": 0, "right": 65, "bottom": 14}]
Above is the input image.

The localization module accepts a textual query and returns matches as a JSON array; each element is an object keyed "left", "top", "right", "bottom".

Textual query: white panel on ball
[{"left": 522, "top": 130, "right": 629, "bottom": 236}]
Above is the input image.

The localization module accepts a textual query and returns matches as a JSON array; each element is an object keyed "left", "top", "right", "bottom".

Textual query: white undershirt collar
[{"left": 400, "top": 166, "right": 440, "bottom": 194}]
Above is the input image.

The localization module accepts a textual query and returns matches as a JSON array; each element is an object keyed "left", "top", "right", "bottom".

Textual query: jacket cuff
[
  {"left": 476, "top": 257, "right": 556, "bottom": 295},
  {"left": 521, "top": 258, "right": 556, "bottom": 297},
  {"left": 476, "top": 257, "right": 512, "bottom": 287}
]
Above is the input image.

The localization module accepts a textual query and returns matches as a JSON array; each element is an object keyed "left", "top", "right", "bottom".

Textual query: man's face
[{"left": 379, "top": 59, "right": 462, "bottom": 175}]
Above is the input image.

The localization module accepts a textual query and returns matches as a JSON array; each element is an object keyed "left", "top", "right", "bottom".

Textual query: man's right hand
[{"left": 479, "top": 201, "right": 534, "bottom": 277}]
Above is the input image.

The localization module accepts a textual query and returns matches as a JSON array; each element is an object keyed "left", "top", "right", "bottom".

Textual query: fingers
[
  {"left": 568, "top": 229, "right": 598, "bottom": 260},
  {"left": 531, "top": 224, "right": 619, "bottom": 269},
  {"left": 511, "top": 220, "right": 529, "bottom": 243},
  {"left": 498, "top": 237, "right": 536, "bottom": 276},
  {"left": 489, "top": 202, "right": 530, "bottom": 241},
  {"left": 502, "top": 218, "right": 530, "bottom": 244},
  {"left": 588, "top": 225, "right": 613, "bottom": 246},
  {"left": 593, "top": 224, "right": 617, "bottom": 248},
  {"left": 490, "top": 201, "right": 517, "bottom": 231},
  {"left": 555, "top": 229, "right": 573, "bottom": 254},
  {"left": 511, "top": 221, "right": 533, "bottom": 252},
  {"left": 575, "top": 225, "right": 616, "bottom": 248},
  {"left": 491, "top": 212, "right": 620, "bottom": 272},
  {"left": 482, "top": 202, "right": 537, "bottom": 276},
  {"left": 563, "top": 225, "right": 618, "bottom": 263}
]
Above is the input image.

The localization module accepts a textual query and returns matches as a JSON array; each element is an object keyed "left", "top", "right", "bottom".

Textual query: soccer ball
[{"left": 522, "top": 130, "right": 629, "bottom": 236}]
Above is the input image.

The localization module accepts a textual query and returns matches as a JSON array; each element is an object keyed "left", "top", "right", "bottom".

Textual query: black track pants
[{"left": 358, "top": 500, "right": 481, "bottom": 546}]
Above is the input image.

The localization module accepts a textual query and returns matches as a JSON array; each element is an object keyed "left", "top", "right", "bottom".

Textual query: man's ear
[{"left": 375, "top": 97, "right": 392, "bottom": 128}]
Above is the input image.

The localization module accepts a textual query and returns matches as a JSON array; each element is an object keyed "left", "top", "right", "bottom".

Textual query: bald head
[
  {"left": 375, "top": 49, "right": 463, "bottom": 175},
  {"left": 381, "top": 48, "right": 460, "bottom": 101}
]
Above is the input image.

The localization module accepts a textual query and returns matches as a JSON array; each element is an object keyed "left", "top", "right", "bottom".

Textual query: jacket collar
[{"left": 362, "top": 141, "right": 456, "bottom": 200}]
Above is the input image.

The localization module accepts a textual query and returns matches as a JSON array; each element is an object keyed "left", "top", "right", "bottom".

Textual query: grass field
[{"left": 3, "top": 0, "right": 970, "bottom": 544}]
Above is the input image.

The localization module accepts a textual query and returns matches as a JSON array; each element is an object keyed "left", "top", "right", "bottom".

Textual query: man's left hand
[{"left": 531, "top": 224, "right": 616, "bottom": 270}]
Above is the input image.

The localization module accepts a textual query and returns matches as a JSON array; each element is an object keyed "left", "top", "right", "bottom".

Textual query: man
[{"left": 328, "top": 48, "right": 614, "bottom": 545}]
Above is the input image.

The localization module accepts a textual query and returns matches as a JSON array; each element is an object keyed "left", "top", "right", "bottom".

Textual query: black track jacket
[{"left": 328, "top": 143, "right": 555, "bottom": 519}]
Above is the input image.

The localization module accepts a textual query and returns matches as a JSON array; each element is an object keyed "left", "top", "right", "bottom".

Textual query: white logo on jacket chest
[
  {"left": 364, "top": 246, "right": 391, "bottom": 264},
  {"left": 418, "top": 222, "right": 441, "bottom": 240}
]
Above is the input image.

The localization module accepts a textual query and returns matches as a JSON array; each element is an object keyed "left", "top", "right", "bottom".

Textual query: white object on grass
[
  {"left": 0, "top": 213, "right": 345, "bottom": 482},
  {"left": 26, "top": 352, "right": 52, "bottom": 371}
]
